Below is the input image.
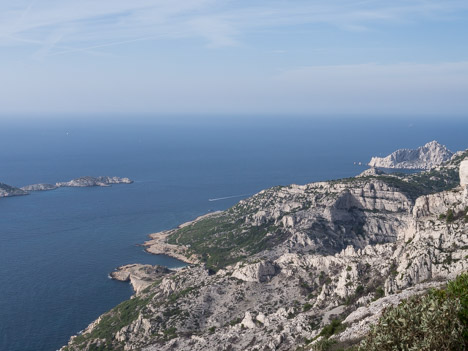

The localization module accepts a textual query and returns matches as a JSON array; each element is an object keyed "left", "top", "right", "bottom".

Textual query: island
[
  {"left": 0, "top": 176, "right": 133, "bottom": 198},
  {"left": 0, "top": 182, "right": 28, "bottom": 198}
]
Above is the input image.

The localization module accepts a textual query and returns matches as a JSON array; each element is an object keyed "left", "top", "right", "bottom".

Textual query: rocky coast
[{"left": 61, "top": 145, "right": 468, "bottom": 351}]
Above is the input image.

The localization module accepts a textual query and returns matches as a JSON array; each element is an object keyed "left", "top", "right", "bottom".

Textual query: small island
[{"left": 0, "top": 176, "right": 133, "bottom": 198}]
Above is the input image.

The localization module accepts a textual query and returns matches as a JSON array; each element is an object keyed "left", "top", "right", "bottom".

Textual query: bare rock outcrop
[
  {"left": 110, "top": 264, "right": 172, "bottom": 293},
  {"left": 460, "top": 159, "right": 468, "bottom": 187},
  {"left": 368, "top": 140, "right": 453, "bottom": 169},
  {"left": 231, "top": 261, "right": 278, "bottom": 282},
  {"left": 357, "top": 167, "right": 385, "bottom": 177}
]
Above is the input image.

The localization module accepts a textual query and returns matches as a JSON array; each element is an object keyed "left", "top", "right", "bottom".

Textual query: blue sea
[{"left": 0, "top": 116, "right": 467, "bottom": 351}]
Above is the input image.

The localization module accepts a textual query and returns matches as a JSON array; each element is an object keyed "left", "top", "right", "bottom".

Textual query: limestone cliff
[
  {"left": 368, "top": 140, "right": 453, "bottom": 169},
  {"left": 60, "top": 152, "right": 468, "bottom": 351}
]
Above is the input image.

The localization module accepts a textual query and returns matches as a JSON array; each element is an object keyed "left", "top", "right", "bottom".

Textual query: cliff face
[
  {"left": 368, "top": 140, "right": 453, "bottom": 169},
  {"left": 61, "top": 154, "right": 468, "bottom": 351}
]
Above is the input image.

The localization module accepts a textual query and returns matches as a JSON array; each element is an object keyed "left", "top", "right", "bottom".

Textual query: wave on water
[{"left": 208, "top": 194, "right": 250, "bottom": 202}]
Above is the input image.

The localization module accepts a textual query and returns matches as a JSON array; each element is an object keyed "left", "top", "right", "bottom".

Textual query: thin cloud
[{"left": 1, "top": 0, "right": 467, "bottom": 56}]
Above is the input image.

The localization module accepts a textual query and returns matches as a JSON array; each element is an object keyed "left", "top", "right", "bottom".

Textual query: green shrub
[
  {"left": 446, "top": 209, "right": 455, "bottom": 223},
  {"left": 374, "top": 287, "right": 385, "bottom": 299},
  {"left": 310, "top": 338, "right": 337, "bottom": 351},
  {"left": 355, "top": 285, "right": 364, "bottom": 296},
  {"left": 318, "top": 319, "right": 346, "bottom": 339},
  {"left": 358, "top": 273, "right": 468, "bottom": 351}
]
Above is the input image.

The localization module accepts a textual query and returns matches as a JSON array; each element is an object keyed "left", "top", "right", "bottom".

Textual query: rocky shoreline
[
  {"left": 60, "top": 147, "right": 468, "bottom": 351},
  {"left": 110, "top": 264, "right": 173, "bottom": 294},
  {"left": 143, "top": 211, "right": 223, "bottom": 264}
]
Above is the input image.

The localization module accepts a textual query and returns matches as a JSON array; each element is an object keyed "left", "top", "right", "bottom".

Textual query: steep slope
[
  {"left": 61, "top": 153, "right": 468, "bottom": 351},
  {"left": 368, "top": 140, "right": 453, "bottom": 169}
]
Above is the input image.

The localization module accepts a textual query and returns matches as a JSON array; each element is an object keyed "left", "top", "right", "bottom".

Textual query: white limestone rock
[
  {"left": 460, "top": 159, "right": 468, "bottom": 187},
  {"left": 368, "top": 140, "right": 453, "bottom": 169},
  {"left": 110, "top": 264, "right": 172, "bottom": 294},
  {"left": 232, "top": 261, "right": 277, "bottom": 282},
  {"left": 241, "top": 312, "right": 257, "bottom": 329},
  {"left": 357, "top": 167, "right": 386, "bottom": 177}
]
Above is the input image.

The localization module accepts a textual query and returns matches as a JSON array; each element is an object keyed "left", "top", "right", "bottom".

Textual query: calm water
[{"left": 0, "top": 116, "right": 467, "bottom": 351}]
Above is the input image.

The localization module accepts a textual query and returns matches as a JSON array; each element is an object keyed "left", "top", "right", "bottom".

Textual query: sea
[{"left": 0, "top": 116, "right": 467, "bottom": 351}]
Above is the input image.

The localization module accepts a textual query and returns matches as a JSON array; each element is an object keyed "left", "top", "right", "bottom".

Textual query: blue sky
[{"left": 1, "top": 0, "right": 468, "bottom": 117}]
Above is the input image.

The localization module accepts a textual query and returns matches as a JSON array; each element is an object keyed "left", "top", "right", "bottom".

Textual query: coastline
[{"left": 143, "top": 211, "right": 223, "bottom": 264}]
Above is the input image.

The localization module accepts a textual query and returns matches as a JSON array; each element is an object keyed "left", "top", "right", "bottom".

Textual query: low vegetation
[
  {"left": 65, "top": 294, "right": 153, "bottom": 351},
  {"left": 166, "top": 212, "right": 287, "bottom": 270},
  {"left": 358, "top": 272, "right": 468, "bottom": 351}
]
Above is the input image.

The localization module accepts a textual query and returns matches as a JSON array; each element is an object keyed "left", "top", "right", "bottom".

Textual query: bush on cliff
[{"left": 358, "top": 273, "right": 468, "bottom": 351}]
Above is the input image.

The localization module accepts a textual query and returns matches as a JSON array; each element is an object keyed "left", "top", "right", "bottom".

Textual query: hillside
[{"left": 61, "top": 151, "right": 468, "bottom": 351}]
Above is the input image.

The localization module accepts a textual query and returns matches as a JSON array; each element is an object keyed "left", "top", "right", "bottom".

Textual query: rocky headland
[
  {"left": 110, "top": 264, "right": 173, "bottom": 294},
  {"left": 61, "top": 151, "right": 468, "bottom": 351},
  {"left": 368, "top": 140, "right": 453, "bottom": 169},
  {"left": 0, "top": 176, "right": 133, "bottom": 198}
]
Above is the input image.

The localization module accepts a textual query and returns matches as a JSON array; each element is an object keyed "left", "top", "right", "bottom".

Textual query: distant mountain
[{"left": 368, "top": 140, "right": 453, "bottom": 169}]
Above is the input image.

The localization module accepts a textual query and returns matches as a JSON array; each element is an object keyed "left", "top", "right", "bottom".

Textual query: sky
[{"left": 1, "top": 0, "right": 468, "bottom": 117}]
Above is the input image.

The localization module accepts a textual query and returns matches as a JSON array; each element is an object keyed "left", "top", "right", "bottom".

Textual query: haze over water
[{"left": 0, "top": 116, "right": 467, "bottom": 351}]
